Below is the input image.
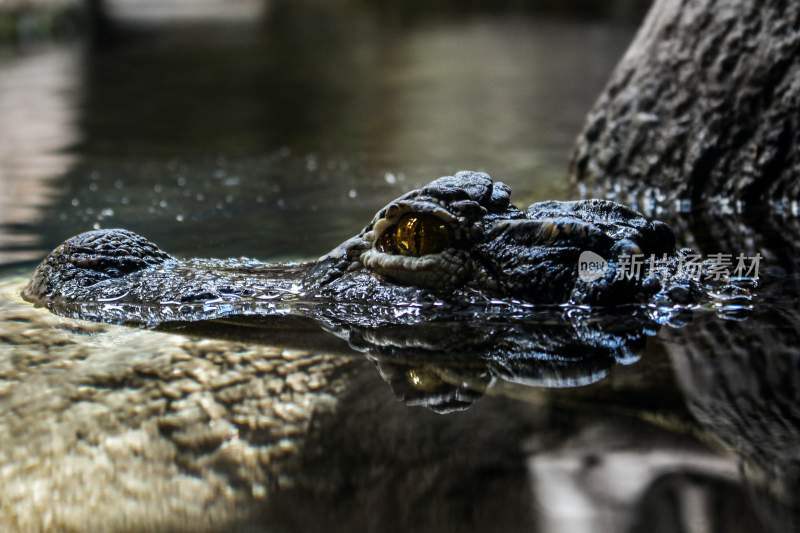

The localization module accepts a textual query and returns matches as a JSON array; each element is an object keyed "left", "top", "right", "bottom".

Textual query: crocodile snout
[{"left": 23, "top": 229, "right": 172, "bottom": 304}]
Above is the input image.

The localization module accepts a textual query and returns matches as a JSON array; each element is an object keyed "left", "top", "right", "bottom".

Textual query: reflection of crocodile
[
  {"left": 25, "top": 170, "right": 734, "bottom": 325},
  {"left": 164, "top": 306, "right": 661, "bottom": 414},
  {"left": 344, "top": 309, "right": 657, "bottom": 413}
]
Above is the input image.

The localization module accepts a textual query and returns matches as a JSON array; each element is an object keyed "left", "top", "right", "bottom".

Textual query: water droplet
[
  {"left": 196, "top": 193, "right": 205, "bottom": 202},
  {"left": 120, "top": 196, "right": 129, "bottom": 205},
  {"left": 306, "top": 155, "right": 318, "bottom": 171},
  {"left": 99, "top": 208, "right": 114, "bottom": 218},
  {"left": 159, "top": 200, "right": 168, "bottom": 208},
  {"left": 93, "top": 222, "right": 101, "bottom": 230},
  {"left": 154, "top": 184, "right": 163, "bottom": 193},
  {"left": 71, "top": 198, "right": 80, "bottom": 207},
  {"left": 384, "top": 172, "right": 397, "bottom": 185},
  {"left": 348, "top": 189, "right": 358, "bottom": 199},
  {"left": 175, "top": 214, "right": 185, "bottom": 222},
  {"left": 88, "top": 183, "right": 99, "bottom": 192}
]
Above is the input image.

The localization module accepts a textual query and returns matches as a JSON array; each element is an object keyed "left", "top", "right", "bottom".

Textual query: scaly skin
[{"left": 24, "top": 170, "right": 708, "bottom": 323}]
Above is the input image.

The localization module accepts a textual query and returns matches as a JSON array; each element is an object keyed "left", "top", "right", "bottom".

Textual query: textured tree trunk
[{"left": 571, "top": 0, "right": 800, "bottom": 209}]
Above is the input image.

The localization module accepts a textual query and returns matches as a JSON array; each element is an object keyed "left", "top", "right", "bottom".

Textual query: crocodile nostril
[
  {"left": 23, "top": 229, "right": 173, "bottom": 304},
  {"left": 51, "top": 229, "right": 171, "bottom": 279}
]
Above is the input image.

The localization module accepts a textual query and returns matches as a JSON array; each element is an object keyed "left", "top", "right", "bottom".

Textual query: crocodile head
[
  {"left": 25, "top": 170, "right": 692, "bottom": 312},
  {"left": 306, "top": 170, "right": 678, "bottom": 304}
]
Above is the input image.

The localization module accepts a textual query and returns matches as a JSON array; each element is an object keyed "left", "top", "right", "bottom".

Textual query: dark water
[
  {"left": 2, "top": 4, "right": 800, "bottom": 533},
  {"left": 0, "top": 6, "right": 630, "bottom": 263}
]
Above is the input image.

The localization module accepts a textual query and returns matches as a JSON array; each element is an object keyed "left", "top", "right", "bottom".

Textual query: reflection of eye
[
  {"left": 376, "top": 214, "right": 452, "bottom": 257},
  {"left": 406, "top": 368, "right": 444, "bottom": 392}
]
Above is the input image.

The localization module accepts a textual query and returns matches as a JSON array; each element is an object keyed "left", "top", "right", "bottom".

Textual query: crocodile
[{"left": 24, "top": 170, "right": 719, "bottom": 329}]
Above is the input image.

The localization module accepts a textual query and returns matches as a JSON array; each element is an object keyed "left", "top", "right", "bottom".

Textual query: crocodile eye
[{"left": 377, "top": 214, "right": 451, "bottom": 256}]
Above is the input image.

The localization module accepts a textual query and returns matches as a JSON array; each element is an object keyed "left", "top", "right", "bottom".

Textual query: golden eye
[{"left": 377, "top": 214, "right": 451, "bottom": 257}]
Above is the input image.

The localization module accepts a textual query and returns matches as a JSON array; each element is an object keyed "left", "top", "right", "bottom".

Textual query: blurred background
[{"left": 0, "top": 0, "right": 651, "bottom": 266}]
